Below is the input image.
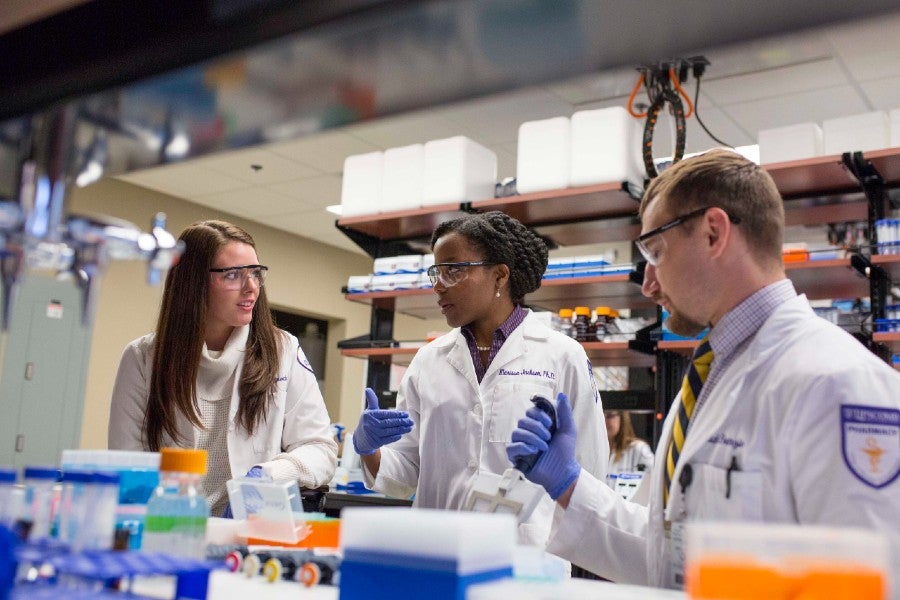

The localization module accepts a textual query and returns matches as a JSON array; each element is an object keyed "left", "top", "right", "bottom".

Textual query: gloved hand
[
  {"left": 507, "top": 392, "right": 581, "bottom": 500},
  {"left": 221, "top": 466, "right": 265, "bottom": 518},
  {"left": 352, "top": 388, "right": 414, "bottom": 455}
]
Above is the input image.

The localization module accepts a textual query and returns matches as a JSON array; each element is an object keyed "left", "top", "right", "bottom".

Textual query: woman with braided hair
[{"left": 352, "top": 211, "right": 607, "bottom": 547}]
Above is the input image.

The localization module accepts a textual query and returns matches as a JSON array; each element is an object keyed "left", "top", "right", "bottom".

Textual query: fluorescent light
[{"left": 325, "top": 204, "right": 343, "bottom": 216}]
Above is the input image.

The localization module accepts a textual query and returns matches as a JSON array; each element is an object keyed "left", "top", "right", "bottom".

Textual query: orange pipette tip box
[{"left": 247, "top": 518, "right": 340, "bottom": 548}]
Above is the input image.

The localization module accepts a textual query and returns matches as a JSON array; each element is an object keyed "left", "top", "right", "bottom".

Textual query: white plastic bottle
[{"left": 141, "top": 448, "right": 209, "bottom": 559}]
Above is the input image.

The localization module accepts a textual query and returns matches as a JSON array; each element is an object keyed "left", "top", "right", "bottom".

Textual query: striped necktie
[{"left": 664, "top": 336, "right": 714, "bottom": 506}]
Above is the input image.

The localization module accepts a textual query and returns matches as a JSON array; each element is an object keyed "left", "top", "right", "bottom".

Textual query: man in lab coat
[{"left": 507, "top": 149, "right": 900, "bottom": 594}]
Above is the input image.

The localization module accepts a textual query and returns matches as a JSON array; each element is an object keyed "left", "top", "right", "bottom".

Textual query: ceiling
[{"left": 117, "top": 9, "right": 900, "bottom": 255}]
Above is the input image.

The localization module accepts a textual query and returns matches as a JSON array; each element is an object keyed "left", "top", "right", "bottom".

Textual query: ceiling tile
[
  {"left": 436, "top": 88, "right": 574, "bottom": 145},
  {"left": 545, "top": 67, "right": 639, "bottom": 106},
  {"left": 118, "top": 163, "right": 249, "bottom": 197},
  {"left": 700, "top": 59, "right": 848, "bottom": 106},
  {"left": 266, "top": 130, "right": 380, "bottom": 174},
  {"left": 722, "top": 85, "right": 869, "bottom": 137},
  {"left": 190, "top": 187, "right": 315, "bottom": 217},
  {"left": 254, "top": 209, "right": 364, "bottom": 255},
  {"left": 825, "top": 11, "right": 900, "bottom": 81},
  {"left": 343, "top": 110, "right": 463, "bottom": 148},
  {"left": 265, "top": 174, "right": 343, "bottom": 208},
  {"left": 190, "top": 147, "right": 322, "bottom": 184}
]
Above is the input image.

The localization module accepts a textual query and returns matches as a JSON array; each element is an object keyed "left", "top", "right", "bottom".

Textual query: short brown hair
[{"left": 640, "top": 149, "right": 784, "bottom": 264}]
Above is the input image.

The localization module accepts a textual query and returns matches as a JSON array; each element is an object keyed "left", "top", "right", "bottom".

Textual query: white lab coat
[
  {"left": 548, "top": 294, "right": 900, "bottom": 595},
  {"left": 108, "top": 326, "right": 337, "bottom": 487},
  {"left": 364, "top": 310, "right": 608, "bottom": 546},
  {"left": 608, "top": 440, "right": 654, "bottom": 477}
]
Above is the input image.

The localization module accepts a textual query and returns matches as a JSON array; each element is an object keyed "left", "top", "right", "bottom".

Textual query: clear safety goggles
[
  {"left": 209, "top": 264, "right": 268, "bottom": 290},
  {"left": 426, "top": 261, "right": 496, "bottom": 288},
  {"left": 635, "top": 207, "right": 741, "bottom": 266}
]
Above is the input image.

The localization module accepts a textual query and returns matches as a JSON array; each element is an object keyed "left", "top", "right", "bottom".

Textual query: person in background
[
  {"left": 507, "top": 150, "right": 900, "bottom": 592},
  {"left": 108, "top": 220, "right": 337, "bottom": 516},
  {"left": 605, "top": 410, "right": 654, "bottom": 483},
  {"left": 352, "top": 211, "right": 608, "bottom": 546}
]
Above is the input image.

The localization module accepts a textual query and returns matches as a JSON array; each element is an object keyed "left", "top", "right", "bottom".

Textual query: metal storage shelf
[
  {"left": 344, "top": 258, "right": 881, "bottom": 320},
  {"left": 339, "top": 146, "right": 900, "bottom": 382},
  {"left": 340, "top": 340, "right": 655, "bottom": 368}
]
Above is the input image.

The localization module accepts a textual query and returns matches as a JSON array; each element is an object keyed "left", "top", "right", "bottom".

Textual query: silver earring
[{"left": 495, "top": 289, "right": 501, "bottom": 298}]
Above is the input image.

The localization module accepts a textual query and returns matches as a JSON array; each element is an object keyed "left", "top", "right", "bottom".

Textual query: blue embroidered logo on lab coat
[{"left": 840, "top": 404, "right": 900, "bottom": 489}]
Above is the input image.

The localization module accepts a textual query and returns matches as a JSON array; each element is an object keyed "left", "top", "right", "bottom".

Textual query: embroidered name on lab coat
[
  {"left": 707, "top": 433, "right": 745, "bottom": 449},
  {"left": 498, "top": 368, "right": 556, "bottom": 380}
]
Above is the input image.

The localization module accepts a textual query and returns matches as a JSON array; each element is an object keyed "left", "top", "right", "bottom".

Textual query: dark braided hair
[{"left": 431, "top": 211, "right": 548, "bottom": 304}]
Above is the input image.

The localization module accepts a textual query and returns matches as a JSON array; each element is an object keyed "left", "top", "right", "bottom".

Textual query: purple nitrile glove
[
  {"left": 507, "top": 392, "right": 581, "bottom": 500},
  {"left": 352, "top": 388, "right": 414, "bottom": 456}
]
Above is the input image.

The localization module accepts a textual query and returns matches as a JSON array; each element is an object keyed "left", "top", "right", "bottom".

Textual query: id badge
[{"left": 664, "top": 520, "right": 686, "bottom": 589}]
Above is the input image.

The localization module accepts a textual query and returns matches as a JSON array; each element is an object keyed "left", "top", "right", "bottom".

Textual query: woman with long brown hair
[
  {"left": 108, "top": 220, "right": 337, "bottom": 516},
  {"left": 605, "top": 410, "right": 653, "bottom": 483}
]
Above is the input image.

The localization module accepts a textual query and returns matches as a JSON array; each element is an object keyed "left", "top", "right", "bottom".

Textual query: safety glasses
[
  {"left": 426, "top": 261, "right": 496, "bottom": 288},
  {"left": 209, "top": 264, "right": 268, "bottom": 290},
  {"left": 635, "top": 207, "right": 741, "bottom": 266}
]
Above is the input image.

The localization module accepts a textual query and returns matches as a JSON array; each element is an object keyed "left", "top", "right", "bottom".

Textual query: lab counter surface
[{"left": 136, "top": 570, "right": 686, "bottom": 599}]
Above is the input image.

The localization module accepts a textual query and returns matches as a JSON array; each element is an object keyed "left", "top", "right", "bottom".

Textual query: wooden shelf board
[
  {"left": 784, "top": 258, "right": 868, "bottom": 300},
  {"left": 658, "top": 340, "right": 700, "bottom": 355},
  {"left": 873, "top": 332, "right": 900, "bottom": 353},
  {"left": 764, "top": 154, "right": 859, "bottom": 198},
  {"left": 580, "top": 342, "right": 656, "bottom": 367},
  {"left": 337, "top": 203, "right": 466, "bottom": 240},
  {"left": 471, "top": 182, "right": 640, "bottom": 226},
  {"left": 341, "top": 341, "right": 655, "bottom": 368},
  {"left": 862, "top": 146, "right": 900, "bottom": 185},
  {"left": 872, "top": 254, "right": 900, "bottom": 280}
]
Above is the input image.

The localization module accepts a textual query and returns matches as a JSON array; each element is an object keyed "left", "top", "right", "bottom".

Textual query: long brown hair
[
  {"left": 145, "top": 220, "right": 281, "bottom": 451},
  {"left": 609, "top": 410, "right": 638, "bottom": 463}
]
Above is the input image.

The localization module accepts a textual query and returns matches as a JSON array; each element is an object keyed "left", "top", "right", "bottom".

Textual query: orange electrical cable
[
  {"left": 669, "top": 68, "right": 693, "bottom": 118},
  {"left": 627, "top": 73, "right": 647, "bottom": 117}
]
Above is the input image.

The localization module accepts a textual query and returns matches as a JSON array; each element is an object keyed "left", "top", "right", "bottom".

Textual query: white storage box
[
  {"left": 516, "top": 116, "right": 571, "bottom": 193},
  {"left": 823, "top": 110, "right": 890, "bottom": 155},
  {"left": 570, "top": 107, "right": 644, "bottom": 187},
  {"left": 373, "top": 254, "right": 423, "bottom": 275},
  {"left": 380, "top": 143, "right": 424, "bottom": 212},
  {"left": 757, "top": 122, "right": 824, "bottom": 164},
  {"left": 422, "top": 136, "right": 497, "bottom": 206},
  {"left": 341, "top": 151, "right": 383, "bottom": 217},
  {"left": 346, "top": 275, "right": 372, "bottom": 293},
  {"left": 371, "top": 273, "right": 422, "bottom": 292},
  {"left": 889, "top": 107, "right": 900, "bottom": 148}
]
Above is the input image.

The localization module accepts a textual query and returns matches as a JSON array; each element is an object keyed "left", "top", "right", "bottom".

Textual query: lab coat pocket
[
  {"left": 686, "top": 463, "right": 763, "bottom": 521},
  {"left": 489, "top": 382, "right": 554, "bottom": 443}
]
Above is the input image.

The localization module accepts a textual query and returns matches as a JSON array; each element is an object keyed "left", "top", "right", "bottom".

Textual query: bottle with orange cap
[{"left": 141, "top": 448, "right": 209, "bottom": 559}]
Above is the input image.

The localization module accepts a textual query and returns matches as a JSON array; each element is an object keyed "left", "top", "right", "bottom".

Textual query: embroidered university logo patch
[{"left": 840, "top": 404, "right": 900, "bottom": 489}]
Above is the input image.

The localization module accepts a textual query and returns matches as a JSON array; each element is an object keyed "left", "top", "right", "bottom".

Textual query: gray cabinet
[{"left": 0, "top": 273, "right": 92, "bottom": 467}]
